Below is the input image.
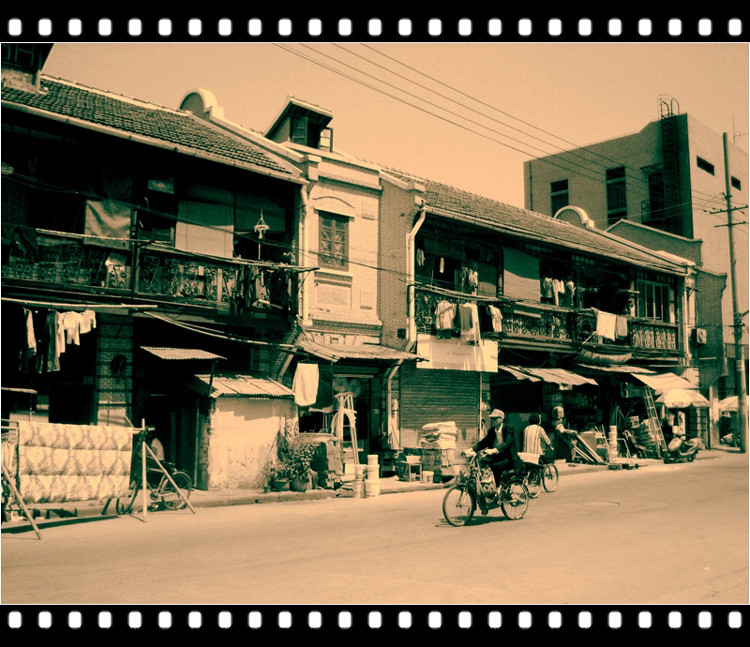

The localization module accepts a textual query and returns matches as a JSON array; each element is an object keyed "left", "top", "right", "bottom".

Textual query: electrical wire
[
  {"left": 280, "top": 43, "right": 729, "bottom": 217},
  {"left": 275, "top": 42, "right": 735, "bottom": 232}
]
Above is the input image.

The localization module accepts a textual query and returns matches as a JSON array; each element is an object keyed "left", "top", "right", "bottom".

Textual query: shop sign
[{"left": 416, "top": 334, "right": 498, "bottom": 372}]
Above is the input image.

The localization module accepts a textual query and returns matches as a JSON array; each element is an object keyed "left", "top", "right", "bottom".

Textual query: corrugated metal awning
[
  {"left": 141, "top": 347, "right": 225, "bottom": 361},
  {"left": 498, "top": 365, "right": 597, "bottom": 386},
  {"left": 297, "top": 339, "right": 422, "bottom": 363},
  {"left": 192, "top": 374, "right": 294, "bottom": 399},
  {"left": 498, "top": 365, "right": 541, "bottom": 382},
  {"left": 577, "top": 364, "right": 656, "bottom": 375}
]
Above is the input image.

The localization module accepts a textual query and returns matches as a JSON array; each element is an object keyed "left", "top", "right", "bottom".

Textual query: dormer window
[{"left": 266, "top": 99, "right": 334, "bottom": 152}]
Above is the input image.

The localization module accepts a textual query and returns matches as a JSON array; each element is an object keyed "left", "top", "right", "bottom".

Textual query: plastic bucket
[{"left": 365, "top": 477, "right": 380, "bottom": 497}]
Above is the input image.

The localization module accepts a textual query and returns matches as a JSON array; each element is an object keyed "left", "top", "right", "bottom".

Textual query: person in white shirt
[{"left": 521, "top": 413, "right": 551, "bottom": 458}]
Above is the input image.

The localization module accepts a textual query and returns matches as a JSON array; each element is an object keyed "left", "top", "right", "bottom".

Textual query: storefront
[{"left": 289, "top": 338, "right": 421, "bottom": 465}]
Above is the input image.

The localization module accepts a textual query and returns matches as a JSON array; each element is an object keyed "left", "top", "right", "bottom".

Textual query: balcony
[
  {"left": 414, "top": 286, "right": 679, "bottom": 355},
  {"left": 2, "top": 228, "right": 300, "bottom": 316}
]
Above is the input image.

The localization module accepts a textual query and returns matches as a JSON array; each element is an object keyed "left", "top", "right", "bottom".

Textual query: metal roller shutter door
[{"left": 399, "top": 363, "right": 481, "bottom": 451}]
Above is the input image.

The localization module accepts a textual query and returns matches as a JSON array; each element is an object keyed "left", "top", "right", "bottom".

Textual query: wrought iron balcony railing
[
  {"left": 414, "top": 286, "right": 679, "bottom": 354},
  {"left": 2, "top": 228, "right": 299, "bottom": 315}
]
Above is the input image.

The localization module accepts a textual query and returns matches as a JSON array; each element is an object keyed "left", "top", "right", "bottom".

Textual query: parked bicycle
[
  {"left": 115, "top": 432, "right": 192, "bottom": 514},
  {"left": 523, "top": 454, "right": 559, "bottom": 498},
  {"left": 442, "top": 449, "right": 530, "bottom": 526}
]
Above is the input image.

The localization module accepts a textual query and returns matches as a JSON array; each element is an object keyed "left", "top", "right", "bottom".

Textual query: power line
[
  {"left": 359, "top": 43, "right": 725, "bottom": 206},
  {"left": 276, "top": 43, "right": 728, "bottom": 225}
]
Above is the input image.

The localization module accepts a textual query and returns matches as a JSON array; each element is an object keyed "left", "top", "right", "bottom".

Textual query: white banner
[{"left": 416, "top": 334, "right": 498, "bottom": 372}]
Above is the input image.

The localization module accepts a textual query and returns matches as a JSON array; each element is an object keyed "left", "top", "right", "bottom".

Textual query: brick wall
[
  {"left": 94, "top": 313, "right": 133, "bottom": 427},
  {"left": 378, "top": 177, "right": 424, "bottom": 349}
]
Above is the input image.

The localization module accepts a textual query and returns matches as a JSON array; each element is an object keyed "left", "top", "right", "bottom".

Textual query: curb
[{"left": 1, "top": 448, "right": 733, "bottom": 532}]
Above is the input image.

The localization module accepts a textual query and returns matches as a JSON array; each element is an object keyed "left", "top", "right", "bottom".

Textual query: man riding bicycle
[{"left": 463, "top": 409, "right": 523, "bottom": 488}]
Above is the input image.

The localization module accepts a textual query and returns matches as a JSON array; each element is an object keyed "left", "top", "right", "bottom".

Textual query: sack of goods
[{"left": 419, "top": 421, "right": 458, "bottom": 449}]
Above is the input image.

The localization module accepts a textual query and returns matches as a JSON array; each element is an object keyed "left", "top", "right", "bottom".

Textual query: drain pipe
[{"left": 385, "top": 202, "right": 426, "bottom": 449}]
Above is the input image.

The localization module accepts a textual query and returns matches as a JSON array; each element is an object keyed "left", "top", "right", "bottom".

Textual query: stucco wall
[{"left": 206, "top": 398, "right": 296, "bottom": 490}]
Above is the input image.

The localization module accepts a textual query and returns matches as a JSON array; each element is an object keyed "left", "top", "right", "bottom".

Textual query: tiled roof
[
  {"left": 387, "top": 169, "right": 685, "bottom": 274},
  {"left": 2, "top": 77, "right": 300, "bottom": 179}
]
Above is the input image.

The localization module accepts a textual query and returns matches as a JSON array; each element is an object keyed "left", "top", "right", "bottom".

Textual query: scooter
[{"left": 663, "top": 435, "right": 704, "bottom": 463}]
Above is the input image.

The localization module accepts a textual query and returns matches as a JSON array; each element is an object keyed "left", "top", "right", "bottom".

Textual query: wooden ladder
[
  {"left": 643, "top": 389, "right": 668, "bottom": 458},
  {"left": 333, "top": 392, "right": 359, "bottom": 465}
]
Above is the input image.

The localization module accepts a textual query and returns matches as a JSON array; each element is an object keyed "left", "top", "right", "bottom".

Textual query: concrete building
[{"left": 524, "top": 104, "right": 748, "bottom": 404}]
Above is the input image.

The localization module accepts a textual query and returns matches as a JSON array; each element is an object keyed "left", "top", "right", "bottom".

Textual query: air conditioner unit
[{"left": 693, "top": 328, "right": 707, "bottom": 345}]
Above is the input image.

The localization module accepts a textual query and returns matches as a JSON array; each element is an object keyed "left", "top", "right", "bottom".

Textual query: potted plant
[
  {"left": 268, "top": 462, "right": 291, "bottom": 492},
  {"left": 286, "top": 435, "right": 318, "bottom": 492}
]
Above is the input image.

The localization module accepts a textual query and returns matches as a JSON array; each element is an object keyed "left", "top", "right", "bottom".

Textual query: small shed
[{"left": 190, "top": 374, "right": 297, "bottom": 490}]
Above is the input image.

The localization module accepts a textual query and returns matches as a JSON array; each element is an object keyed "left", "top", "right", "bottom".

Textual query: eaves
[
  {"left": 2, "top": 101, "right": 307, "bottom": 186},
  {"left": 424, "top": 204, "right": 688, "bottom": 277}
]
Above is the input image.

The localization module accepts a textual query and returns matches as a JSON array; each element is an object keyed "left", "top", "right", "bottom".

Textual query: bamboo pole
[{"left": 2, "top": 463, "right": 42, "bottom": 540}]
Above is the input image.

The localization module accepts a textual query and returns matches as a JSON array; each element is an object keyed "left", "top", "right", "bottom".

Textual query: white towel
[
  {"left": 596, "top": 311, "right": 617, "bottom": 341},
  {"left": 293, "top": 363, "right": 319, "bottom": 407}
]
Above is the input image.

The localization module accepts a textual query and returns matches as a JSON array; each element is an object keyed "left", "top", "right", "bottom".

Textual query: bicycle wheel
[
  {"left": 500, "top": 479, "right": 529, "bottom": 520},
  {"left": 542, "top": 463, "right": 559, "bottom": 493},
  {"left": 525, "top": 467, "right": 542, "bottom": 499},
  {"left": 442, "top": 485, "right": 476, "bottom": 526},
  {"left": 115, "top": 480, "right": 139, "bottom": 515},
  {"left": 158, "top": 471, "right": 192, "bottom": 510}
]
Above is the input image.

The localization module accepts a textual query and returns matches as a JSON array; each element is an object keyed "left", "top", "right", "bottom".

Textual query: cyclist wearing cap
[{"left": 465, "top": 409, "right": 522, "bottom": 484}]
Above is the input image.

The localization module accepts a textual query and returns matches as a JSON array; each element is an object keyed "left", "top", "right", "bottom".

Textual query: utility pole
[{"left": 720, "top": 132, "right": 748, "bottom": 452}]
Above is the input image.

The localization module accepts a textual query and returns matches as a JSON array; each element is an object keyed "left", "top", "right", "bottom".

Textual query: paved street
[{"left": 2, "top": 451, "right": 747, "bottom": 606}]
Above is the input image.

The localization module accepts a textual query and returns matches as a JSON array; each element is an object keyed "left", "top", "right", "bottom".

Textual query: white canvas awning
[{"left": 630, "top": 372, "right": 699, "bottom": 393}]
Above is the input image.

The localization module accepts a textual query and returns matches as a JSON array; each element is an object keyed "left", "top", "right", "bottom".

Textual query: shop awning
[
  {"left": 141, "top": 347, "right": 225, "bottom": 361},
  {"left": 498, "top": 365, "right": 598, "bottom": 386},
  {"left": 498, "top": 365, "right": 541, "bottom": 382},
  {"left": 577, "top": 364, "right": 656, "bottom": 375},
  {"left": 655, "top": 388, "right": 710, "bottom": 409},
  {"left": 297, "top": 339, "right": 422, "bottom": 363},
  {"left": 192, "top": 374, "right": 294, "bottom": 399},
  {"left": 630, "top": 372, "right": 699, "bottom": 393}
]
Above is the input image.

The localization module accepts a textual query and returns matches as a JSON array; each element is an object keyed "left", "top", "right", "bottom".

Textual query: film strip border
[
  {"left": 1, "top": 15, "right": 746, "bottom": 42},
  {"left": 3, "top": 606, "right": 747, "bottom": 634}
]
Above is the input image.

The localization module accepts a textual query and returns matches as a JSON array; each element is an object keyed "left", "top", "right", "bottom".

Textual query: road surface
[{"left": 2, "top": 451, "right": 747, "bottom": 606}]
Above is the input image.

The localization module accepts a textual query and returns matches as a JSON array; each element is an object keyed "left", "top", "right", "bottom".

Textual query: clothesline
[
  {"left": 1, "top": 297, "right": 159, "bottom": 311},
  {"left": 414, "top": 281, "right": 509, "bottom": 302}
]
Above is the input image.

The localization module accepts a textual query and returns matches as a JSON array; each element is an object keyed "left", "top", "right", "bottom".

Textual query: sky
[{"left": 41, "top": 42, "right": 749, "bottom": 209}]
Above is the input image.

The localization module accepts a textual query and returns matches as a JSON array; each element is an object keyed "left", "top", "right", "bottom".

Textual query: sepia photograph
[{"left": 1, "top": 32, "right": 748, "bottom": 615}]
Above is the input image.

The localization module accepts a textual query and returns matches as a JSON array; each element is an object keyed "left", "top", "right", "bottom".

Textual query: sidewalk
[{"left": 1, "top": 448, "right": 733, "bottom": 533}]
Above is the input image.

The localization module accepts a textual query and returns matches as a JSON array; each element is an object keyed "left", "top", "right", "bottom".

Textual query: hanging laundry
[
  {"left": 552, "top": 279, "right": 565, "bottom": 306},
  {"left": 313, "top": 364, "right": 334, "bottom": 410},
  {"left": 38, "top": 310, "right": 63, "bottom": 372},
  {"left": 80, "top": 310, "right": 97, "bottom": 335},
  {"left": 488, "top": 305, "right": 503, "bottom": 333},
  {"left": 435, "top": 300, "right": 457, "bottom": 339},
  {"left": 293, "top": 362, "right": 320, "bottom": 407},
  {"left": 24, "top": 308, "right": 37, "bottom": 359},
  {"left": 541, "top": 276, "right": 554, "bottom": 303},
  {"left": 595, "top": 310, "right": 617, "bottom": 341},
  {"left": 615, "top": 316, "right": 629, "bottom": 339},
  {"left": 562, "top": 279, "right": 576, "bottom": 308},
  {"left": 61, "top": 311, "right": 83, "bottom": 345},
  {"left": 459, "top": 302, "right": 481, "bottom": 344}
]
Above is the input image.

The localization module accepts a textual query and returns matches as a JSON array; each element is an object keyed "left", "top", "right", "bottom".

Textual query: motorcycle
[
  {"left": 442, "top": 449, "right": 530, "bottom": 526},
  {"left": 663, "top": 435, "right": 704, "bottom": 463}
]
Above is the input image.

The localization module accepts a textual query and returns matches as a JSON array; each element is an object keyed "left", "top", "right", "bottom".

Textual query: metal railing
[
  {"left": 414, "top": 287, "right": 679, "bottom": 352},
  {"left": 2, "top": 228, "right": 298, "bottom": 314}
]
